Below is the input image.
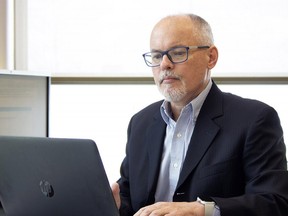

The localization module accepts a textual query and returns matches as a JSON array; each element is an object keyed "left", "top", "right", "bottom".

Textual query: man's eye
[
  {"left": 152, "top": 54, "right": 162, "bottom": 60},
  {"left": 171, "top": 51, "right": 186, "bottom": 56}
]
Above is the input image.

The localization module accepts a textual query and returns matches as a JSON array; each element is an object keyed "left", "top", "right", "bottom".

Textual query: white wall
[{"left": 23, "top": 0, "right": 288, "bottom": 76}]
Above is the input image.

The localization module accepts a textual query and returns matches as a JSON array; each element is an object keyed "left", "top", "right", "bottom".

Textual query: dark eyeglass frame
[{"left": 142, "top": 45, "right": 210, "bottom": 67}]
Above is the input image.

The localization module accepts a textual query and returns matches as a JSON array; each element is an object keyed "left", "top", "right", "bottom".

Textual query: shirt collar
[{"left": 160, "top": 79, "right": 213, "bottom": 124}]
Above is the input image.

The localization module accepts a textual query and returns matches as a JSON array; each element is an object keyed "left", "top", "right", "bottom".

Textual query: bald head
[{"left": 150, "top": 14, "right": 214, "bottom": 48}]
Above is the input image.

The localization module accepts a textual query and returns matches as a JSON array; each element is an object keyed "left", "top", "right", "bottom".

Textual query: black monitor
[{"left": 0, "top": 72, "right": 50, "bottom": 137}]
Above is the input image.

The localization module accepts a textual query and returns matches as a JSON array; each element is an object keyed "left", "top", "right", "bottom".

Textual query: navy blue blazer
[{"left": 118, "top": 81, "right": 288, "bottom": 216}]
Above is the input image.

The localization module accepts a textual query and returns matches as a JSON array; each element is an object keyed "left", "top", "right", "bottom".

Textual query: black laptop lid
[{"left": 0, "top": 136, "right": 119, "bottom": 216}]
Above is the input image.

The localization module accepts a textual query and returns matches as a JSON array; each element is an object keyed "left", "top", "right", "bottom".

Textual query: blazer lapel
[
  {"left": 146, "top": 112, "right": 166, "bottom": 202},
  {"left": 177, "top": 83, "right": 223, "bottom": 188}
]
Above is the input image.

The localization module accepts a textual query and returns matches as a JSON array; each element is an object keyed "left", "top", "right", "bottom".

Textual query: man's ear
[{"left": 207, "top": 46, "right": 218, "bottom": 69}]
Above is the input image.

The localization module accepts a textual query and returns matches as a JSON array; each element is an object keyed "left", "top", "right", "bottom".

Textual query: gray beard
[{"left": 158, "top": 84, "right": 186, "bottom": 103}]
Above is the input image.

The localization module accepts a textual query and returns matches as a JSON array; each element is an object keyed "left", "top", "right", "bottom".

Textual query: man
[{"left": 112, "top": 14, "right": 288, "bottom": 216}]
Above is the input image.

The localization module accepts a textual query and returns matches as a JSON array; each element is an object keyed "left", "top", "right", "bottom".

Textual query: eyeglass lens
[{"left": 145, "top": 47, "right": 188, "bottom": 66}]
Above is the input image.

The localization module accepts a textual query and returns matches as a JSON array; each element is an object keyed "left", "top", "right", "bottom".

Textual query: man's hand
[
  {"left": 111, "top": 182, "right": 121, "bottom": 210},
  {"left": 133, "top": 201, "right": 204, "bottom": 216}
]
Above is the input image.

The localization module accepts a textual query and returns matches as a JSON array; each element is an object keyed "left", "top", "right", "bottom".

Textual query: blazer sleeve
[
  {"left": 117, "top": 118, "right": 134, "bottom": 216},
  {"left": 213, "top": 105, "right": 288, "bottom": 216}
]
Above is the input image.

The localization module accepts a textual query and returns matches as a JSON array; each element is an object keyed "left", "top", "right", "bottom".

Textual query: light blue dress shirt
[{"left": 154, "top": 79, "right": 220, "bottom": 216}]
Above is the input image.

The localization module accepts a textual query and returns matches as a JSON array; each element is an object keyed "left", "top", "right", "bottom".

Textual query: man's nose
[{"left": 160, "top": 54, "right": 174, "bottom": 70}]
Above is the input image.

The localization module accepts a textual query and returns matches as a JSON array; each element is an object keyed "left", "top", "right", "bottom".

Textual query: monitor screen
[{"left": 0, "top": 72, "right": 49, "bottom": 137}]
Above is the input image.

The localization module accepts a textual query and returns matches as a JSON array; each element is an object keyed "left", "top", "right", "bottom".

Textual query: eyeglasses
[{"left": 142, "top": 45, "right": 210, "bottom": 67}]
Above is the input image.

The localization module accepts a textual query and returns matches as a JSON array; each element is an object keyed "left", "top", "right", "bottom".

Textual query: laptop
[{"left": 0, "top": 136, "right": 120, "bottom": 216}]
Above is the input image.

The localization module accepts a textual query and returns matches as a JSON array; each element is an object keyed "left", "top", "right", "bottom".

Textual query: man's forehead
[{"left": 150, "top": 24, "right": 198, "bottom": 49}]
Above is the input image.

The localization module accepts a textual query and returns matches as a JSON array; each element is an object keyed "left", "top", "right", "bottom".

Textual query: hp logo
[{"left": 39, "top": 180, "right": 54, "bottom": 197}]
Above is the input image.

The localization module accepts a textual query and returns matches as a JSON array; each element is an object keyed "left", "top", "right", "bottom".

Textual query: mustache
[{"left": 158, "top": 71, "right": 180, "bottom": 84}]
